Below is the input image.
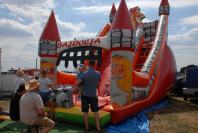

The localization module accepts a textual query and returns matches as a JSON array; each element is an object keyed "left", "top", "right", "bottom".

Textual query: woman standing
[
  {"left": 38, "top": 69, "right": 55, "bottom": 120},
  {"left": 14, "top": 70, "right": 25, "bottom": 93},
  {"left": 10, "top": 84, "right": 26, "bottom": 120}
]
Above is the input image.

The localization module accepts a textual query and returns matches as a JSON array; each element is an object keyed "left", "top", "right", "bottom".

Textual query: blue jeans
[{"left": 39, "top": 92, "right": 51, "bottom": 103}]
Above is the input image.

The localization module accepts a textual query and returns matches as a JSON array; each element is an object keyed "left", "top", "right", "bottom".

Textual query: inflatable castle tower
[{"left": 38, "top": 10, "right": 60, "bottom": 83}]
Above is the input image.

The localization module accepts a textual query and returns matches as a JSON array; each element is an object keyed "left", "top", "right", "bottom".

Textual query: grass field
[
  {"left": 149, "top": 97, "right": 198, "bottom": 133},
  {"left": 0, "top": 97, "right": 198, "bottom": 133}
]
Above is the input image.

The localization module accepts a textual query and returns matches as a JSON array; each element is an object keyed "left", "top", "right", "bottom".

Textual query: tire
[{"left": 183, "top": 95, "right": 188, "bottom": 101}]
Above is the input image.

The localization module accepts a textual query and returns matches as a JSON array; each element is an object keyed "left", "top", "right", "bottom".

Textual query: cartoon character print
[
  {"left": 129, "top": 6, "right": 145, "bottom": 29},
  {"left": 112, "top": 55, "right": 132, "bottom": 104},
  {"left": 40, "top": 61, "right": 56, "bottom": 79}
]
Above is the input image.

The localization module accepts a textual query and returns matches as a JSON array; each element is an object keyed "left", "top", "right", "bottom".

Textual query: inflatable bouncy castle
[{"left": 38, "top": 0, "right": 176, "bottom": 126}]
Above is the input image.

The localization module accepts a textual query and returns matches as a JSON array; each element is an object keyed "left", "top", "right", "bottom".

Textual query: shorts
[
  {"left": 34, "top": 116, "right": 55, "bottom": 128},
  {"left": 39, "top": 92, "right": 51, "bottom": 103},
  {"left": 81, "top": 95, "right": 99, "bottom": 112}
]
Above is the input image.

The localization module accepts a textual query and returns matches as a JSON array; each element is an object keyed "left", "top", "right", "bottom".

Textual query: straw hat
[{"left": 25, "top": 79, "right": 40, "bottom": 91}]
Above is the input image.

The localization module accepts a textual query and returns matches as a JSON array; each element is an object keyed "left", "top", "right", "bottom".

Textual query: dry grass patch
[{"left": 149, "top": 98, "right": 198, "bottom": 133}]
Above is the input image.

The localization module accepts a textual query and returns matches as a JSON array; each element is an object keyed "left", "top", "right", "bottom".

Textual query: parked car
[
  {"left": 171, "top": 73, "right": 186, "bottom": 97},
  {"left": 183, "top": 88, "right": 198, "bottom": 100},
  {"left": 183, "top": 68, "right": 198, "bottom": 100}
]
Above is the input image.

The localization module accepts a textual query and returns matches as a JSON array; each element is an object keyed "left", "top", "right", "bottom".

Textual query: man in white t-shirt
[{"left": 20, "top": 79, "right": 55, "bottom": 133}]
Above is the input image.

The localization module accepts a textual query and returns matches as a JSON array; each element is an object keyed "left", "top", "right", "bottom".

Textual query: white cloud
[
  {"left": 0, "top": 0, "right": 54, "bottom": 71},
  {"left": 71, "top": 0, "right": 81, "bottom": 2},
  {"left": 0, "top": 0, "right": 197, "bottom": 72},
  {"left": 178, "top": 15, "right": 198, "bottom": 26},
  {"left": 57, "top": 18, "right": 86, "bottom": 32},
  {"left": 0, "top": 0, "right": 54, "bottom": 7},
  {"left": 59, "top": 23, "right": 96, "bottom": 40},
  {"left": 0, "top": 0, "right": 97, "bottom": 71},
  {"left": 169, "top": 28, "right": 198, "bottom": 45},
  {"left": 127, "top": 0, "right": 198, "bottom": 8},
  {"left": 1, "top": 4, "right": 51, "bottom": 22},
  {"left": 74, "top": 31, "right": 96, "bottom": 39},
  {"left": 74, "top": 0, "right": 198, "bottom": 14},
  {"left": 168, "top": 28, "right": 198, "bottom": 69},
  {"left": 75, "top": 5, "right": 111, "bottom": 14},
  {"left": 56, "top": 17, "right": 96, "bottom": 40},
  {"left": 172, "top": 45, "right": 198, "bottom": 70},
  {"left": 0, "top": 36, "right": 39, "bottom": 71},
  {"left": 0, "top": 19, "right": 32, "bottom": 37}
]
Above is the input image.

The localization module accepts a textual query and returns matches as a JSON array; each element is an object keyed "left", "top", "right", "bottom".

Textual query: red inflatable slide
[{"left": 38, "top": 0, "right": 176, "bottom": 125}]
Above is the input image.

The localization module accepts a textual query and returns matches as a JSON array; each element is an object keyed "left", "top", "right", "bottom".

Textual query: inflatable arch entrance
[{"left": 38, "top": 0, "right": 176, "bottom": 124}]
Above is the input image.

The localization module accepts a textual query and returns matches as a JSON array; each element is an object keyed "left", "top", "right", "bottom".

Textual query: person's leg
[
  {"left": 81, "top": 95, "right": 90, "bottom": 131},
  {"left": 34, "top": 116, "right": 55, "bottom": 133},
  {"left": 43, "top": 92, "right": 55, "bottom": 120},
  {"left": 94, "top": 112, "right": 101, "bottom": 130},
  {"left": 90, "top": 97, "right": 101, "bottom": 130},
  {"left": 83, "top": 112, "right": 89, "bottom": 130},
  {"left": 45, "top": 101, "right": 55, "bottom": 120}
]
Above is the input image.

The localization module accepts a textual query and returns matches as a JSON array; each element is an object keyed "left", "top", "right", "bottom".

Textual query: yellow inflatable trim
[{"left": 45, "top": 106, "right": 109, "bottom": 117}]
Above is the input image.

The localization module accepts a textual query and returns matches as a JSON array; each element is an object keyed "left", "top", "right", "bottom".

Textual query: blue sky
[{"left": 0, "top": 0, "right": 198, "bottom": 72}]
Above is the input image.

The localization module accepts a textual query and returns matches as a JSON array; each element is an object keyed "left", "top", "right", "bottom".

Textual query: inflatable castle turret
[
  {"left": 38, "top": 10, "right": 60, "bottom": 83},
  {"left": 109, "top": 0, "right": 134, "bottom": 105},
  {"left": 109, "top": 3, "right": 116, "bottom": 23},
  {"left": 110, "top": 0, "right": 133, "bottom": 48},
  {"left": 159, "top": 0, "right": 170, "bottom": 15},
  {"left": 97, "top": 3, "right": 117, "bottom": 37}
]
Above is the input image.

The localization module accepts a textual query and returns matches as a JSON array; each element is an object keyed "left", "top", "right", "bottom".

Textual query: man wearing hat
[{"left": 20, "top": 79, "right": 55, "bottom": 133}]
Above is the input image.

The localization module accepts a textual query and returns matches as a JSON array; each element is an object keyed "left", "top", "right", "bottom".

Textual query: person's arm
[
  {"left": 76, "top": 72, "right": 85, "bottom": 87},
  {"left": 37, "top": 108, "right": 47, "bottom": 117},
  {"left": 21, "top": 78, "right": 25, "bottom": 85},
  {"left": 34, "top": 94, "right": 46, "bottom": 117},
  {"left": 46, "top": 78, "right": 55, "bottom": 90},
  {"left": 76, "top": 79, "right": 83, "bottom": 86},
  {"left": 97, "top": 73, "right": 101, "bottom": 89},
  {"left": 48, "top": 84, "right": 54, "bottom": 90}
]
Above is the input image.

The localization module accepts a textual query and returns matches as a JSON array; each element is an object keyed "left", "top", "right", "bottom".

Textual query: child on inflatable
[{"left": 76, "top": 64, "right": 87, "bottom": 97}]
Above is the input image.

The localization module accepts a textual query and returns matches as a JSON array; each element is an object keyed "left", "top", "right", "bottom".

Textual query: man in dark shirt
[{"left": 77, "top": 60, "right": 101, "bottom": 133}]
